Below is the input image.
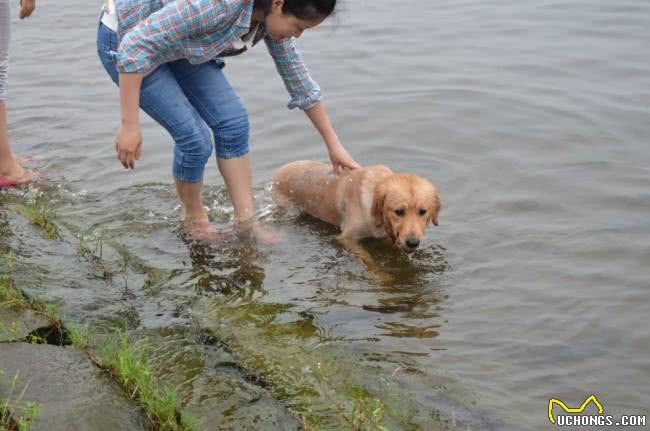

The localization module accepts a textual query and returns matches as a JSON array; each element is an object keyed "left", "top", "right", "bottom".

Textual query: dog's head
[{"left": 371, "top": 174, "right": 440, "bottom": 254}]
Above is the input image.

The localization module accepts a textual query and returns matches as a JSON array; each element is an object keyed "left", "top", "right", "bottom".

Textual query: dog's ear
[
  {"left": 371, "top": 182, "right": 387, "bottom": 227},
  {"left": 429, "top": 189, "right": 441, "bottom": 226}
]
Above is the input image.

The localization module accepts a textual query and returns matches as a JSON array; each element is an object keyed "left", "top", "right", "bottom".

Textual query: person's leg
[
  {"left": 216, "top": 154, "right": 255, "bottom": 223},
  {"left": 0, "top": 0, "right": 32, "bottom": 184},
  {"left": 168, "top": 60, "right": 257, "bottom": 225},
  {"left": 97, "top": 23, "right": 214, "bottom": 230}
]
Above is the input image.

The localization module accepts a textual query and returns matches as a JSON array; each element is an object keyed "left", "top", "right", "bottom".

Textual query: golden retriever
[{"left": 272, "top": 161, "right": 440, "bottom": 258}]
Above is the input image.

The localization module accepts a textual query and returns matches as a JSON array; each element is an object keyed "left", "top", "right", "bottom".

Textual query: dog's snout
[{"left": 405, "top": 238, "right": 420, "bottom": 249}]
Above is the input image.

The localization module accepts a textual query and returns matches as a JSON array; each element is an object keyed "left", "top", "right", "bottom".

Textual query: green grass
[
  {"left": 1, "top": 251, "right": 62, "bottom": 327},
  {"left": 0, "top": 253, "right": 26, "bottom": 311},
  {"left": 96, "top": 330, "right": 196, "bottom": 431},
  {"left": 77, "top": 235, "right": 116, "bottom": 282},
  {"left": 0, "top": 371, "right": 41, "bottom": 431},
  {"left": 64, "top": 323, "right": 92, "bottom": 351},
  {"left": 0, "top": 272, "right": 62, "bottom": 340},
  {"left": 347, "top": 393, "right": 390, "bottom": 431},
  {"left": 0, "top": 276, "right": 28, "bottom": 311},
  {"left": 12, "top": 204, "right": 59, "bottom": 241}
]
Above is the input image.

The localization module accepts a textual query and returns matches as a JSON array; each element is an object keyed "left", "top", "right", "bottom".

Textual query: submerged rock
[
  {"left": 183, "top": 365, "right": 303, "bottom": 431},
  {"left": 137, "top": 329, "right": 303, "bottom": 431},
  {"left": 0, "top": 343, "right": 148, "bottom": 431}
]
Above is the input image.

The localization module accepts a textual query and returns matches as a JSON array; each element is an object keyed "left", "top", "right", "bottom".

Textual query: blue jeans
[{"left": 96, "top": 22, "right": 249, "bottom": 183}]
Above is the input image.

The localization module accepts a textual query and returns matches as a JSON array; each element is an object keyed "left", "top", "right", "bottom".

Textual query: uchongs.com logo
[{"left": 548, "top": 394, "right": 647, "bottom": 427}]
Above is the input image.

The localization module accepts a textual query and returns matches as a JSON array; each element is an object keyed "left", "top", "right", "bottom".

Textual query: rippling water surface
[{"left": 4, "top": 0, "right": 650, "bottom": 429}]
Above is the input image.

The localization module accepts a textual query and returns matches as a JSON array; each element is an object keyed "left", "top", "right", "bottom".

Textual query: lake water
[{"left": 4, "top": 0, "right": 650, "bottom": 429}]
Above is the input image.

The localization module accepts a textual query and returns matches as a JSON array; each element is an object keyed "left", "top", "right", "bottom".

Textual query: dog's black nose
[{"left": 405, "top": 238, "right": 420, "bottom": 249}]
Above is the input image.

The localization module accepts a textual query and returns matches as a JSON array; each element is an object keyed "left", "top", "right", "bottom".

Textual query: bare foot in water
[
  {"left": 183, "top": 215, "right": 282, "bottom": 244},
  {"left": 183, "top": 217, "right": 236, "bottom": 242},
  {"left": 0, "top": 155, "right": 34, "bottom": 187},
  {"left": 236, "top": 220, "right": 282, "bottom": 244}
]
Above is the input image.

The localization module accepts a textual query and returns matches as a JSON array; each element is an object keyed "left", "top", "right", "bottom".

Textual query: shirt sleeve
[
  {"left": 264, "top": 36, "right": 322, "bottom": 111},
  {"left": 117, "top": 0, "right": 233, "bottom": 75}
]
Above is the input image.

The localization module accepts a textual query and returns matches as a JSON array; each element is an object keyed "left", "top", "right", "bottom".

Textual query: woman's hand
[
  {"left": 326, "top": 137, "right": 361, "bottom": 174},
  {"left": 304, "top": 102, "right": 361, "bottom": 174},
  {"left": 115, "top": 124, "right": 142, "bottom": 169},
  {"left": 116, "top": 73, "right": 145, "bottom": 169},
  {"left": 19, "top": 0, "right": 35, "bottom": 19}
]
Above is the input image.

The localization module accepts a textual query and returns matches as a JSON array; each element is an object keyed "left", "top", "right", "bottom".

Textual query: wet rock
[
  {"left": 138, "top": 329, "right": 303, "bottom": 431},
  {"left": 184, "top": 366, "right": 303, "bottom": 431},
  {"left": 0, "top": 308, "right": 51, "bottom": 342},
  {"left": 0, "top": 343, "right": 148, "bottom": 431}
]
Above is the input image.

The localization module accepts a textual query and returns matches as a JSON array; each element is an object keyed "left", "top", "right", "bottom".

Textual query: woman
[
  {"left": 97, "top": 0, "right": 360, "bottom": 239},
  {"left": 0, "top": 0, "right": 36, "bottom": 188}
]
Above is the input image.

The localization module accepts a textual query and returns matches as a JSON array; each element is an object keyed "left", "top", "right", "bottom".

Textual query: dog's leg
[{"left": 336, "top": 234, "right": 394, "bottom": 284}]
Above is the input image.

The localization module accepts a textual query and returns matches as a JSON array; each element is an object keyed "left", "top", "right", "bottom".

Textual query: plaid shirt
[{"left": 116, "top": 0, "right": 321, "bottom": 110}]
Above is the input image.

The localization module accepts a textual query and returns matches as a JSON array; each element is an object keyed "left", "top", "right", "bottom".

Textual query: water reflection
[
  {"left": 184, "top": 232, "right": 267, "bottom": 302},
  {"left": 376, "top": 321, "right": 441, "bottom": 338},
  {"left": 359, "top": 244, "right": 448, "bottom": 339}
]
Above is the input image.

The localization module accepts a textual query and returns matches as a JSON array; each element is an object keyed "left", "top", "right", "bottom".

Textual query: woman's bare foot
[
  {"left": 0, "top": 156, "right": 34, "bottom": 187},
  {"left": 182, "top": 209, "right": 281, "bottom": 244},
  {"left": 236, "top": 219, "right": 282, "bottom": 244},
  {"left": 182, "top": 217, "right": 233, "bottom": 242}
]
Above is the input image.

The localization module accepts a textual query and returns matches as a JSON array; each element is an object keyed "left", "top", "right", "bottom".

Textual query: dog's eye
[
  {"left": 394, "top": 208, "right": 405, "bottom": 217},
  {"left": 418, "top": 208, "right": 427, "bottom": 216}
]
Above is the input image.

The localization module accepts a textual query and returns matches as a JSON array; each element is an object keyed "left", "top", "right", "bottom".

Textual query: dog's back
[
  {"left": 273, "top": 161, "right": 395, "bottom": 229},
  {"left": 272, "top": 161, "right": 344, "bottom": 225}
]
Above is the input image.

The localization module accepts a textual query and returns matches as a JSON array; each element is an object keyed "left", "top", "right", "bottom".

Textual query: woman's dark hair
[{"left": 254, "top": 0, "right": 336, "bottom": 20}]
